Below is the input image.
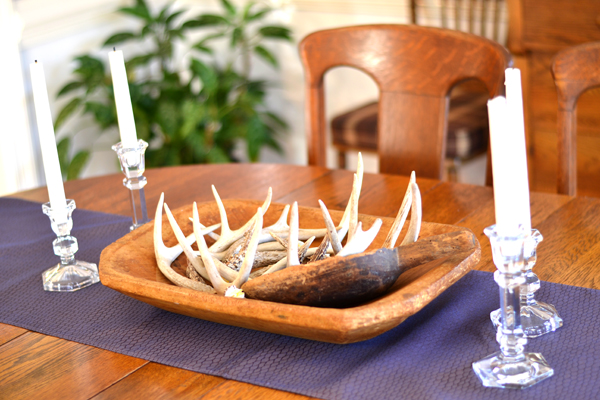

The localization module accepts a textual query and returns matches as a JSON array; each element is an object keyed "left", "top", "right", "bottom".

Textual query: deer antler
[
  {"left": 337, "top": 219, "right": 382, "bottom": 257},
  {"left": 193, "top": 202, "right": 264, "bottom": 296},
  {"left": 153, "top": 193, "right": 219, "bottom": 293}
]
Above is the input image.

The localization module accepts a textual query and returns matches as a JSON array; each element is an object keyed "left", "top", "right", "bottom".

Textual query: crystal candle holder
[
  {"left": 473, "top": 225, "right": 553, "bottom": 389},
  {"left": 112, "top": 139, "right": 150, "bottom": 230},
  {"left": 41, "top": 199, "right": 99, "bottom": 292},
  {"left": 491, "top": 229, "right": 563, "bottom": 337}
]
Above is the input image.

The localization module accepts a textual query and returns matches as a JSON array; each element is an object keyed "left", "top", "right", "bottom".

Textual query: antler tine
[
  {"left": 191, "top": 202, "right": 240, "bottom": 281},
  {"left": 338, "top": 218, "right": 383, "bottom": 257},
  {"left": 338, "top": 153, "right": 364, "bottom": 237},
  {"left": 255, "top": 238, "right": 316, "bottom": 277},
  {"left": 318, "top": 200, "right": 343, "bottom": 254},
  {"left": 283, "top": 174, "right": 363, "bottom": 248},
  {"left": 209, "top": 186, "right": 272, "bottom": 253},
  {"left": 163, "top": 202, "right": 210, "bottom": 281},
  {"left": 383, "top": 172, "right": 414, "bottom": 249},
  {"left": 401, "top": 177, "right": 422, "bottom": 246},
  {"left": 265, "top": 153, "right": 362, "bottom": 244},
  {"left": 308, "top": 234, "right": 330, "bottom": 263},
  {"left": 193, "top": 202, "right": 231, "bottom": 295},
  {"left": 260, "top": 204, "right": 330, "bottom": 242},
  {"left": 232, "top": 208, "right": 263, "bottom": 288},
  {"left": 187, "top": 217, "right": 221, "bottom": 241},
  {"left": 212, "top": 185, "right": 231, "bottom": 235},
  {"left": 153, "top": 193, "right": 216, "bottom": 293},
  {"left": 262, "top": 204, "right": 290, "bottom": 237},
  {"left": 272, "top": 154, "right": 363, "bottom": 248},
  {"left": 269, "top": 231, "right": 289, "bottom": 248},
  {"left": 347, "top": 173, "right": 359, "bottom": 242},
  {"left": 287, "top": 202, "right": 300, "bottom": 267},
  {"left": 337, "top": 171, "right": 362, "bottom": 244},
  {"left": 299, "top": 236, "right": 316, "bottom": 263}
]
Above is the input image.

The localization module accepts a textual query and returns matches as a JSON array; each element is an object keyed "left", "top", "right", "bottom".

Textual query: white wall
[
  {"left": 0, "top": 0, "right": 37, "bottom": 195},
  {"left": 17, "top": 0, "right": 145, "bottom": 189},
  {"left": 3, "top": 0, "right": 506, "bottom": 196}
]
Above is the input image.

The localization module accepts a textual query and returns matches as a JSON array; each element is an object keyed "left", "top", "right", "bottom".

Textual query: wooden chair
[
  {"left": 299, "top": 24, "right": 511, "bottom": 179},
  {"left": 326, "top": 1, "right": 506, "bottom": 178},
  {"left": 552, "top": 42, "right": 600, "bottom": 196}
]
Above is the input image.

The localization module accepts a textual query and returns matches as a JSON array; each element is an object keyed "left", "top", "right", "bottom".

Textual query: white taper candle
[
  {"left": 30, "top": 60, "right": 68, "bottom": 223},
  {"left": 504, "top": 68, "right": 532, "bottom": 232},
  {"left": 487, "top": 96, "right": 531, "bottom": 235},
  {"left": 108, "top": 49, "right": 137, "bottom": 148}
]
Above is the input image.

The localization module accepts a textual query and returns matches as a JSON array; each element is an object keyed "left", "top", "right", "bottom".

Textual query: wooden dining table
[{"left": 2, "top": 163, "right": 599, "bottom": 399}]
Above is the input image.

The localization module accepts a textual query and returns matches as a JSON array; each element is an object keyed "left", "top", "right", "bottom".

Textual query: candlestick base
[
  {"left": 474, "top": 225, "right": 554, "bottom": 389},
  {"left": 42, "top": 200, "right": 99, "bottom": 292},
  {"left": 472, "top": 351, "right": 554, "bottom": 389},
  {"left": 42, "top": 260, "right": 99, "bottom": 292}
]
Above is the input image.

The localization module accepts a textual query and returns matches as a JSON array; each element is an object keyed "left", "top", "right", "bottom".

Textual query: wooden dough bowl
[{"left": 99, "top": 200, "right": 481, "bottom": 344}]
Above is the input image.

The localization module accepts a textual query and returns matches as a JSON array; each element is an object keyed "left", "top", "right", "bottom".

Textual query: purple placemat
[{"left": 1, "top": 197, "right": 599, "bottom": 399}]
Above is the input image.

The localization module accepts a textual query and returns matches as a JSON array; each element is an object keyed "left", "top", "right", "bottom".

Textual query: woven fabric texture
[{"left": 1, "top": 197, "right": 599, "bottom": 400}]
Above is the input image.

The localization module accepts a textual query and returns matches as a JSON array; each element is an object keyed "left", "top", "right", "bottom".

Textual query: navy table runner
[{"left": 1, "top": 197, "right": 599, "bottom": 399}]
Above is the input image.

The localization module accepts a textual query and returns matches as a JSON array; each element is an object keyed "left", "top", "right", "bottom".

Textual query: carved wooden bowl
[{"left": 99, "top": 200, "right": 481, "bottom": 344}]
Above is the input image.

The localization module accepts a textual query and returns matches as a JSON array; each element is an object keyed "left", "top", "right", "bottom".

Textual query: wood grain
[
  {"left": 202, "top": 380, "right": 311, "bottom": 400},
  {"left": 508, "top": 0, "right": 600, "bottom": 197},
  {"left": 0, "top": 324, "right": 26, "bottom": 346},
  {"left": 92, "top": 363, "right": 226, "bottom": 399},
  {"left": 421, "top": 181, "right": 494, "bottom": 225},
  {"left": 0, "top": 332, "right": 146, "bottom": 400},
  {"left": 9, "top": 164, "right": 332, "bottom": 217},
  {"left": 520, "top": 0, "right": 600, "bottom": 52},
  {"left": 3, "top": 163, "right": 600, "bottom": 398},
  {"left": 552, "top": 42, "right": 600, "bottom": 195},
  {"left": 534, "top": 197, "right": 600, "bottom": 287}
]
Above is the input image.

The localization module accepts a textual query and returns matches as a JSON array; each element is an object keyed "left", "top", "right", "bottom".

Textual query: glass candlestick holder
[
  {"left": 491, "top": 229, "right": 563, "bottom": 337},
  {"left": 473, "top": 225, "right": 553, "bottom": 389},
  {"left": 112, "top": 139, "right": 150, "bottom": 230},
  {"left": 41, "top": 199, "right": 99, "bottom": 292}
]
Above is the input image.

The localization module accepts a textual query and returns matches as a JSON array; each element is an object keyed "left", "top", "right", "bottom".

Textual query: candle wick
[
  {"left": 35, "top": 60, "right": 37, "bottom": 63},
  {"left": 113, "top": 47, "right": 116, "bottom": 51}
]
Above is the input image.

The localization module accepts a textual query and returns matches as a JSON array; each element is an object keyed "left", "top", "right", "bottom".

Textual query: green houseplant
[{"left": 55, "top": 0, "right": 292, "bottom": 179}]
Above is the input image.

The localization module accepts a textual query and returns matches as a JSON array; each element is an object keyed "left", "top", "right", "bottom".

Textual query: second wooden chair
[
  {"left": 299, "top": 24, "right": 511, "bottom": 180},
  {"left": 552, "top": 42, "right": 600, "bottom": 196}
]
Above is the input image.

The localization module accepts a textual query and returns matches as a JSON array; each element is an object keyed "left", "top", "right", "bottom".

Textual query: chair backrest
[
  {"left": 552, "top": 42, "right": 600, "bottom": 196},
  {"left": 299, "top": 24, "right": 511, "bottom": 179}
]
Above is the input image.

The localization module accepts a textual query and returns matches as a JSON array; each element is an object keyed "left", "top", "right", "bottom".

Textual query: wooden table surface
[{"left": 2, "top": 163, "right": 599, "bottom": 399}]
